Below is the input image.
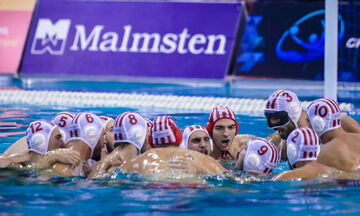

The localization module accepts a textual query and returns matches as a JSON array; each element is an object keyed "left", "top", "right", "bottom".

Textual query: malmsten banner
[{"left": 21, "top": 0, "right": 243, "bottom": 79}]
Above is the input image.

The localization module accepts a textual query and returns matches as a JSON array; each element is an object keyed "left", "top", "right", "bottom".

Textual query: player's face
[
  {"left": 92, "top": 129, "right": 107, "bottom": 161},
  {"left": 212, "top": 119, "right": 237, "bottom": 151},
  {"left": 141, "top": 126, "right": 151, "bottom": 154},
  {"left": 273, "top": 120, "right": 296, "bottom": 140},
  {"left": 104, "top": 119, "right": 114, "bottom": 152},
  {"left": 48, "top": 128, "right": 66, "bottom": 151},
  {"left": 188, "top": 130, "right": 211, "bottom": 155}
]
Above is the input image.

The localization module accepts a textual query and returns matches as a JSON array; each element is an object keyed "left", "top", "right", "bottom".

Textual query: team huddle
[{"left": 1, "top": 89, "right": 360, "bottom": 181}]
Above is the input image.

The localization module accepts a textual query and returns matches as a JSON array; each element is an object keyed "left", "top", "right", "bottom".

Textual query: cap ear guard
[
  {"left": 312, "top": 116, "right": 326, "bottom": 135},
  {"left": 290, "top": 103, "right": 301, "bottom": 127},
  {"left": 244, "top": 153, "right": 260, "bottom": 171},
  {"left": 128, "top": 125, "right": 146, "bottom": 149},
  {"left": 286, "top": 143, "right": 297, "bottom": 166},
  {"left": 30, "top": 133, "right": 47, "bottom": 154},
  {"left": 180, "top": 141, "right": 187, "bottom": 149},
  {"left": 84, "top": 125, "right": 99, "bottom": 148}
]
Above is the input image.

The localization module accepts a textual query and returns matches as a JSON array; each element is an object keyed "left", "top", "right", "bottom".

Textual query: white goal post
[{"left": 324, "top": 0, "right": 338, "bottom": 101}]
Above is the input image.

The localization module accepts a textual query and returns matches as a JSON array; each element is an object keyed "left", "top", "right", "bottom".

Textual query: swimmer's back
[
  {"left": 121, "top": 147, "right": 226, "bottom": 176},
  {"left": 318, "top": 132, "right": 360, "bottom": 172},
  {"left": 341, "top": 114, "right": 360, "bottom": 134},
  {"left": 273, "top": 161, "right": 340, "bottom": 181}
]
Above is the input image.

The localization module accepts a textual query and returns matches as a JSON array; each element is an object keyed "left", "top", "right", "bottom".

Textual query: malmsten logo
[
  {"left": 31, "top": 19, "right": 71, "bottom": 55},
  {"left": 31, "top": 19, "right": 227, "bottom": 56}
]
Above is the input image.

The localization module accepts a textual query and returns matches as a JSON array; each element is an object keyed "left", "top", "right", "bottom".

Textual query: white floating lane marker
[{"left": 0, "top": 90, "right": 355, "bottom": 116}]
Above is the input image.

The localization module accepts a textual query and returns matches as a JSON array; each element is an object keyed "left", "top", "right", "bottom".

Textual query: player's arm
[
  {"left": 266, "top": 132, "right": 288, "bottom": 160},
  {"left": 236, "top": 134, "right": 254, "bottom": 145},
  {"left": 273, "top": 166, "right": 315, "bottom": 181},
  {"left": 167, "top": 151, "right": 226, "bottom": 175},
  {"left": 272, "top": 170, "right": 300, "bottom": 181},
  {"left": 0, "top": 153, "right": 31, "bottom": 168},
  {"left": 2, "top": 136, "right": 28, "bottom": 157},
  {"left": 32, "top": 149, "right": 81, "bottom": 169},
  {"left": 41, "top": 163, "right": 75, "bottom": 177},
  {"left": 88, "top": 148, "right": 124, "bottom": 179},
  {"left": 266, "top": 132, "right": 281, "bottom": 147}
]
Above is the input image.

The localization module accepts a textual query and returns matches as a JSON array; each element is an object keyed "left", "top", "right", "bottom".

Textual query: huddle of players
[{"left": 1, "top": 89, "right": 360, "bottom": 181}]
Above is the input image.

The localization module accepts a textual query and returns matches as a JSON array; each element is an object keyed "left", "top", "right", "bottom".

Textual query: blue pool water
[{"left": 1, "top": 76, "right": 360, "bottom": 215}]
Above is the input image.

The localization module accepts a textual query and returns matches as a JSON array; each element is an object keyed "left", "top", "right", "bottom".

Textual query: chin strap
[{"left": 220, "top": 150, "right": 234, "bottom": 160}]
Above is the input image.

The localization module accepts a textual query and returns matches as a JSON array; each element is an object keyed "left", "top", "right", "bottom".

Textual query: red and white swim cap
[
  {"left": 68, "top": 113, "right": 104, "bottom": 156},
  {"left": 206, "top": 105, "right": 239, "bottom": 137},
  {"left": 51, "top": 111, "right": 74, "bottom": 143},
  {"left": 113, "top": 112, "right": 147, "bottom": 151},
  {"left": 307, "top": 98, "right": 341, "bottom": 137},
  {"left": 265, "top": 89, "right": 302, "bottom": 128},
  {"left": 180, "top": 125, "right": 213, "bottom": 152},
  {"left": 244, "top": 137, "right": 279, "bottom": 174},
  {"left": 149, "top": 116, "right": 182, "bottom": 148},
  {"left": 287, "top": 128, "right": 320, "bottom": 168},
  {"left": 26, "top": 120, "right": 57, "bottom": 155}
]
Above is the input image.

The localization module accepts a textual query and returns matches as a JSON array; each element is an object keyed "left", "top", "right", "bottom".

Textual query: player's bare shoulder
[{"left": 234, "top": 134, "right": 253, "bottom": 148}]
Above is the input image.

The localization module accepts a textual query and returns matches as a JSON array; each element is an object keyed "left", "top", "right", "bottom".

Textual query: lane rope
[{"left": 0, "top": 90, "right": 355, "bottom": 116}]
